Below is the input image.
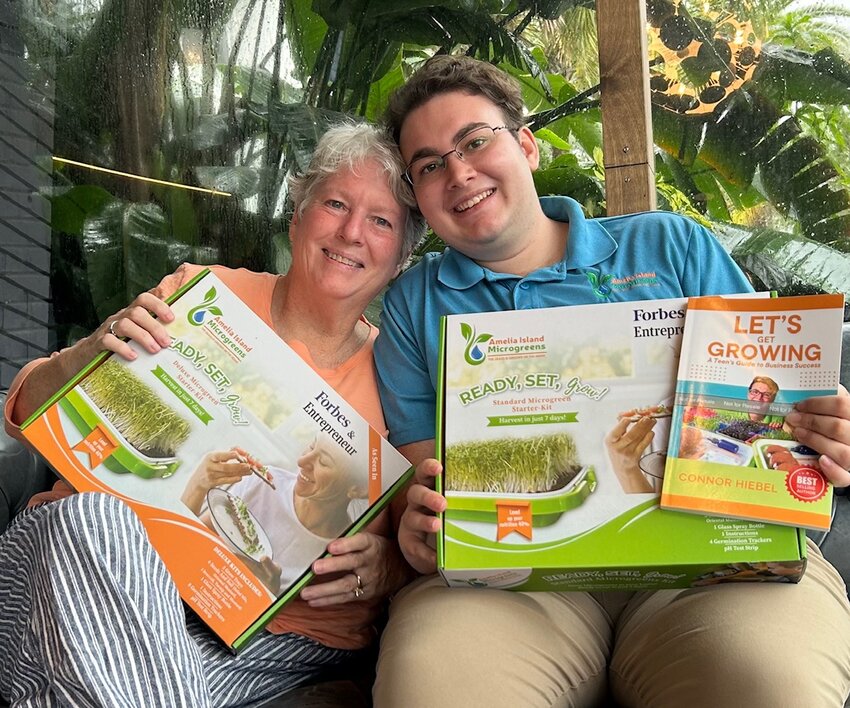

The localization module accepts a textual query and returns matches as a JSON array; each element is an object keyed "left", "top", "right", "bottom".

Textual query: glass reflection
[{"left": 1, "top": 0, "right": 847, "bottom": 378}]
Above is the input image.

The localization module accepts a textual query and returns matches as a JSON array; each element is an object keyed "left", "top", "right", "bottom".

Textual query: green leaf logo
[
  {"left": 188, "top": 287, "right": 223, "bottom": 326},
  {"left": 461, "top": 322, "right": 492, "bottom": 366},
  {"left": 586, "top": 271, "right": 613, "bottom": 299}
]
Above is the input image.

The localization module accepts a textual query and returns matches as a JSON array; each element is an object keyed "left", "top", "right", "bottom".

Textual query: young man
[{"left": 373, "top": 55, "right": 850, "bottom": 707}]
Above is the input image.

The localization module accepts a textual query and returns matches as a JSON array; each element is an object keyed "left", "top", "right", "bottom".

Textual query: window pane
[{"left": 648, "top": 0, "right": 850, "bottom": 300}]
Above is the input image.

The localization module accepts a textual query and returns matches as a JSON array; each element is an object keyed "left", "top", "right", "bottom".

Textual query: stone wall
[{"left": 0, "top": 0, "right": 54, "bottom": 389}]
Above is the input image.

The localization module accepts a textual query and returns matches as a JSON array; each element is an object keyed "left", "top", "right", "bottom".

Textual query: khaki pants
[{"left": 374, "top": 541, "right": 850, "bottom": 708}]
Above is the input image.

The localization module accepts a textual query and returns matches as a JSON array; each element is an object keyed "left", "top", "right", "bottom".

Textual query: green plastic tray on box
[
  {"left": 445, "top": 466, "right": 597, "bottom": 527},
  {"left": 59, "top": 388, "right": 182, "bottom": 479}
]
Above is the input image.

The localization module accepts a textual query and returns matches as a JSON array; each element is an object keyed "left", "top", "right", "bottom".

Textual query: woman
[
  {"left": 183, "top": 437, "right": 368, "bottom": 595},
  {"left": 0, "top": 122, "right": 425, "bottom": 707}
]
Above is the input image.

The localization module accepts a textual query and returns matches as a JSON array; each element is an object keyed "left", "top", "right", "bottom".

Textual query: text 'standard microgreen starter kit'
[
  {"left": 436, "top": 295, "right": 809, "bottom": 592},
  {"left": 21, "top": 270, "right": 413, "bottom": 651},
  {"left": 661, "top": 294, "right": 845, "bottom": 531}
]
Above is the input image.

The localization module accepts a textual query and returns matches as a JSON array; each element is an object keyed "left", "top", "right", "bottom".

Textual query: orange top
[{"left": 4, "top": 263, "right": 391, "bottom": 650}]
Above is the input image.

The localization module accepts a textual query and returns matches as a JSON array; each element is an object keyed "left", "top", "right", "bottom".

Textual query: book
[
  {"left": 436, "top": 294, "right": 807, "bottom": 592},
  {"left": 20, "top": 269, "right": 413, "bottom": 651},
  {"left": 660, "top": 294, "right": 845, "bottom": 531}
]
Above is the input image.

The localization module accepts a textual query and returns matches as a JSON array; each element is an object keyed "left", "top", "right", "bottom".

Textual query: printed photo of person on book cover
[
  {"left": 180, "top": 433, "right": 367, "bottom": 595},
  {"left": 675, "top": 374, "right": 795, "bottom": 469}
]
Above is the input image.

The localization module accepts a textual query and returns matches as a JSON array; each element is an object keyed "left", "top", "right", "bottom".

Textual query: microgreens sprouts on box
[
  {"left": 446, "top": 433, "right": 579, "bottom": 494},
  {"left": 81, "top": 359, "right": 191, "bottom": 457},
  {"left": 226, "top": 495, "right": 262, "bottom": 556}
]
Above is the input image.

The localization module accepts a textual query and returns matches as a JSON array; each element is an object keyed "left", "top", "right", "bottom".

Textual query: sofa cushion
[{"left": 0, "top": 392, "right": 55, "bottom": 533}]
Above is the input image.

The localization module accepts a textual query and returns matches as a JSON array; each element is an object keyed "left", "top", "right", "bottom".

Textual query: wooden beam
[{"left": 596, "top": 0, "right": 656, "bottom": 215}]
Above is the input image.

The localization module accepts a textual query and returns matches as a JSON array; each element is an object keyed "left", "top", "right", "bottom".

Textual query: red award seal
[{"left": 785, "top": 466, "right": 828, "bottom": 503}]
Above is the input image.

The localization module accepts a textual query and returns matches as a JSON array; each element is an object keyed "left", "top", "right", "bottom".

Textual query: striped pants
[{"left": 0, "top": 493, "right": 355, "bottom": 707}]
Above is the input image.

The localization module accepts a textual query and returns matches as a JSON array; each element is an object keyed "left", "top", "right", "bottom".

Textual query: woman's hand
[
  {"left": 95, "top": 292, "right": 175, "bottom": 361},
  {"left": 785, "top": 385, "right": 850, "bottom": 487},
  {"left": 8, "top": 292, "right": 176, "bottom": 426},
  {"left": 604, "top": 416, "right": 656, "bottom": 494},
  {"left": 300, "top": 529, "right": 414, "bottom": 607},
  {"left": 181, "top": 449, "right": 252, "bottom": 514}
]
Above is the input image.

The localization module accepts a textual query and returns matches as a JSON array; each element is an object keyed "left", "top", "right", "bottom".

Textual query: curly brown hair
[{"left": 382, "top": 55, "right": 526, "bottom": 142}]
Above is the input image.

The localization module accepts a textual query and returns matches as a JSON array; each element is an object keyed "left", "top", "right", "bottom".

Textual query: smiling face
[
  {"left": 748, "top": 381, "right": 777, "bottom": 403},
  {"left": 294, "top": 435, "right": 353, "bottom": 503},
  {"left": 288, "top": 160, "right": 406, "bottom": 306},
  {"left": 398, "top": 91, "right": 544, "bottom": 267}
]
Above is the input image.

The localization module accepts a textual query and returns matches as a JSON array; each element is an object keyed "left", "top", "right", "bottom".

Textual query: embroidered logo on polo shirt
[
  {"left": 585, "top": 272, "right": 613, "bottom": 299},
  {"left": 611, "top": 272, "right": 659, "bottom": 290},
  {"left": 586, "top": 271, "right": 659, "bottom": 299}
]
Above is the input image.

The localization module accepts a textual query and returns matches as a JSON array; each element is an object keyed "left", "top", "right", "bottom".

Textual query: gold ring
[{"left": 352, "top": 573, "right": 364, "bottom": 598}]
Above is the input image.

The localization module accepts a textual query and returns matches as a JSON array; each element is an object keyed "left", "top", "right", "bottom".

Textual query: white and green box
[
  {"left": 22, "top": 269, "right": 413, "bottom": 650},
  {"left": 436, "top": 298, "right": 807, "bottom": 591}
]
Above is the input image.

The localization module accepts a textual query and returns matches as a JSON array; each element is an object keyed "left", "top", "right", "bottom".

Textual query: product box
[
  {"left": 437, "top": 297, "right": 807, "bottom": 591},
  {"left": 661, "top": 294, "right": 845, "bottom": 531},
  {"left": 21, "top": 269, "right": 413, "bottom": 651}
]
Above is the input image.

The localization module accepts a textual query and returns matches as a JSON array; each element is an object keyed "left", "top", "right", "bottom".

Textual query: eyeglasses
[
  {"left": 403, "top": 125, "right": 516, "bottom": 187},
  {"left": 748, "top": 388, "right": 775, "bottom": 401}
]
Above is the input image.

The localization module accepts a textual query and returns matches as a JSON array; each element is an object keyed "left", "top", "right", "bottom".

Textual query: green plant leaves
[
  {"left": 194, "top": 166, "right": 261, "bottom": 197},
  {"left": 653, "top": 39, "right": 850, "bottom": 253},
  {"left": 55, "top": 190, "right": 218, "bottom": 325},
  {"left": 49, "top": 185, "right": 115, "bottom": 236},
  {"left": 756, "top": 46, "right": 850, "bottom": 106},
  {"left": 713, "top": 221, "right": 850, "bottom": 298},
  {"left": 266, "top": 102, "right": 342, "bottom": 172},
  {"left": 24, "top": 0, "right": 850, "bottom": 342},
  {"left": 533, "top": 159, "right": 603, "bottom": 215}
]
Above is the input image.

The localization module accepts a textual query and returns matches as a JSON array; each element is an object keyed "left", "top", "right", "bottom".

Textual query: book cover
[
  {"left": 20, "top": 269, "right": 413, "bottom": 651},
  {"left": 660, "top": 294, "right": 845, "bottom": 530},
  {"left": 436, "top": 294, "right": 807, "bottom": 592}
]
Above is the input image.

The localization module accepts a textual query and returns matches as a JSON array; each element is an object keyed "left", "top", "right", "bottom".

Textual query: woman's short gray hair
[{"left": 288, "top": 122, "right": 426, "bottom": 262}]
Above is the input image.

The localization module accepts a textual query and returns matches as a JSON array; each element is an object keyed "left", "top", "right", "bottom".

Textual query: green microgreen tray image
[
  {"left": 81, "top": 359, "right": 191, "bottom": 457},
  {"left": 59, "top": 360, "right": 189, "bottom": 479},
  {"left": 444, "top": 432, "right": 596, "bottom": 526},
  {"left": 445, "top": 466, "right": 597, "bottom": 527},
  {"left": 445, "top": 433, "right": 579, "bottom": 494}
]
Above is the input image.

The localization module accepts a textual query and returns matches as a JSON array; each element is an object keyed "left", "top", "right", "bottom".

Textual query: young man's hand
[
  {"left": 784, "top": 385, "right": 850, "bottom": 487},
  {"left": 398, "top": 458, "right": 446, "bottom": 575}
]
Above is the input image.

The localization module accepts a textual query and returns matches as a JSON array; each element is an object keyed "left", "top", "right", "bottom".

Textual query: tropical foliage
[
  {"left": 644, "top": 0, "right": 850, "bottom": 298},
  {"left": 16, "top": 0, "right": 850, "bottom": 344}
]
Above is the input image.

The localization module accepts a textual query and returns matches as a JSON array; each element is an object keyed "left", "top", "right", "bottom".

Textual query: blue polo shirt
[{"left": 374, "top": 196, "right": 753, "bottom": 447}]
